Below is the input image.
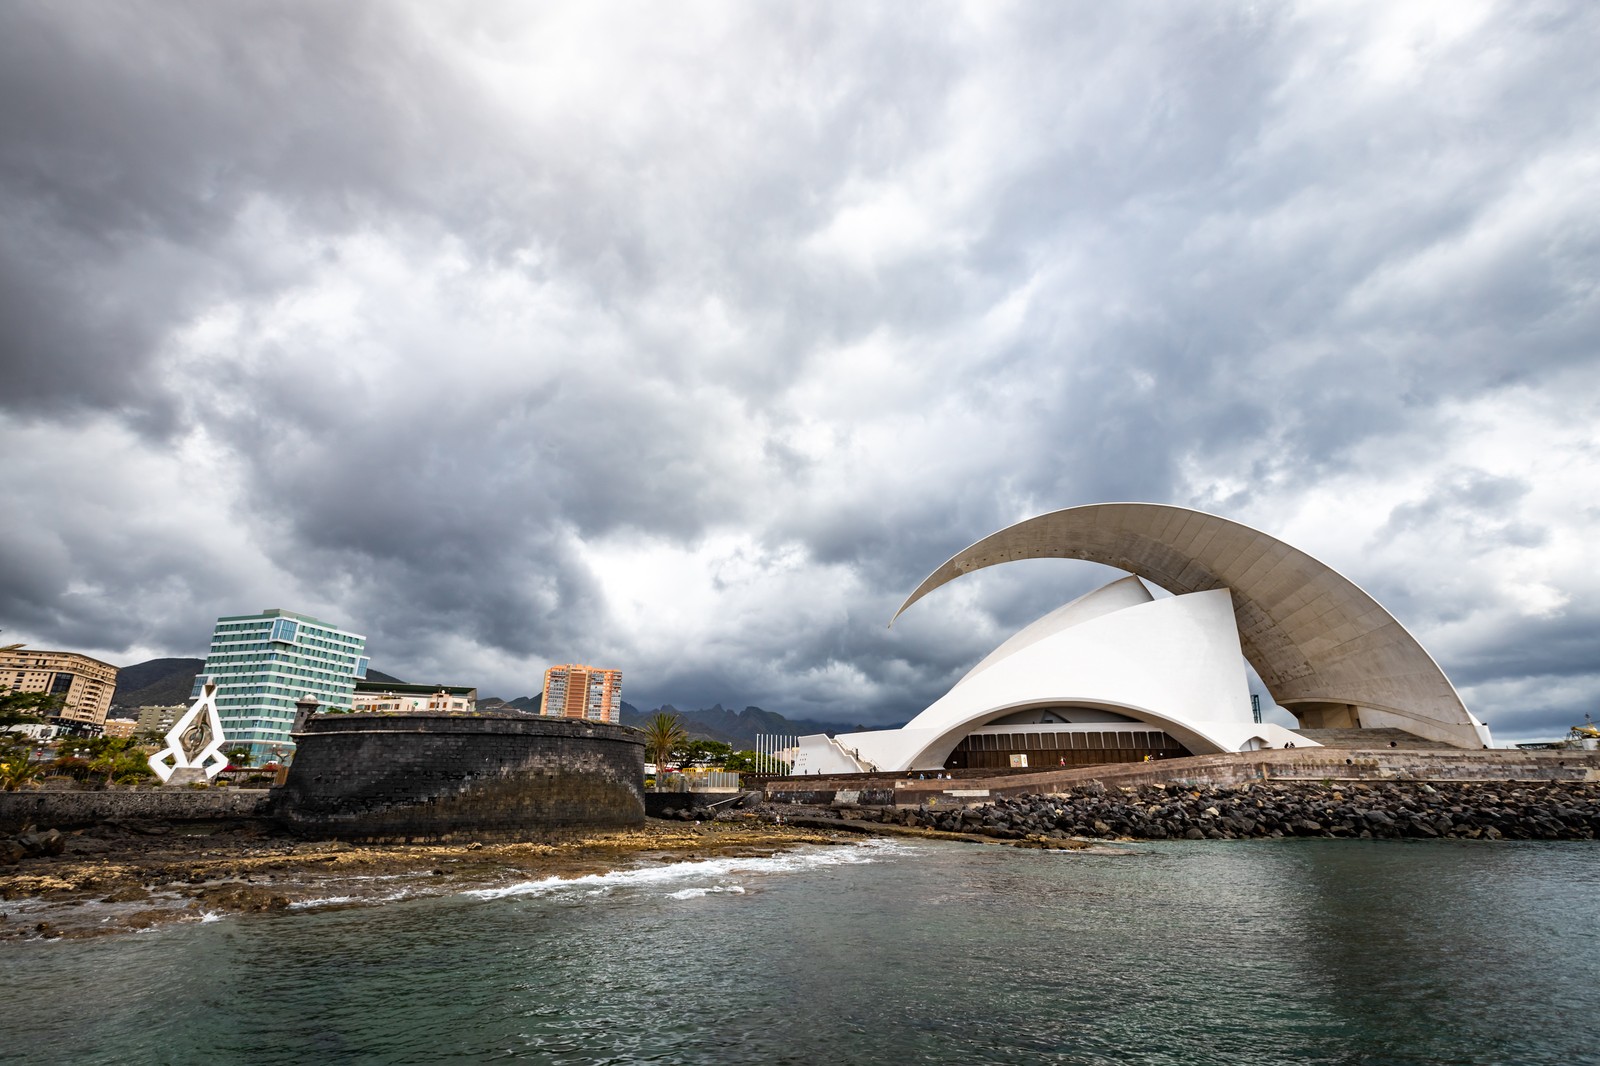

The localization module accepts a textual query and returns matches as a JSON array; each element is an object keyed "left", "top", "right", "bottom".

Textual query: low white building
[{"left": 351, "top": 682, "right": 477, "bottom": 714}]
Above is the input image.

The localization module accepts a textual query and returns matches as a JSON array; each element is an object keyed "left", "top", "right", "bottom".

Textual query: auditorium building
[{"left": 793, "top": 504, "right": 1491, "bottom": 776}]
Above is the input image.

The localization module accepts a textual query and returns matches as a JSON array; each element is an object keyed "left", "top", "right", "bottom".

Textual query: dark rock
[{"left": 17, "top": 830, "right": 64, "bottom": 857}]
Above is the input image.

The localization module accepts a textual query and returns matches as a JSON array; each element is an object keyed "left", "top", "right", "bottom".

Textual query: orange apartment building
[
  {"left": 540, "top": 664, "right": 623, "bottom": 724},
  {"left": 0, "top": 645, "right": 119, "bottom": 732}
]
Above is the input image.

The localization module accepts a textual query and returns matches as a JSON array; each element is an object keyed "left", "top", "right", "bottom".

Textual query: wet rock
[
  {"left": 100, "top": 885, "right": 151, "bottom": 904},
  {"left": 881, "top": 780, "right": 1600, "bottom": 846},
  {"left": 194, "top": 882, "right": 302, "bottom": 912},
  {"left": 17, "top": 830, "right": 65, "bottom": 858}
]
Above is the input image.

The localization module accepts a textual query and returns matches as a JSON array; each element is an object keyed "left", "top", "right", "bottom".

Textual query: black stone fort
[{"left": 273, "top": 713, "right": 645, "bottom": 841}]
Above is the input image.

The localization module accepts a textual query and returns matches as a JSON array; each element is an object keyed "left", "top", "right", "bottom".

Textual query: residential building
[
  {"left": 351, "top": 681, "right": 477, "bottom": 714},
  {"left": 0, "top": 645, "right": 118, "bottom": 732},
  {"left": 134, "top": 704, "right": 188, "bottom": 738},
  {"left": 102, "top": 718, "right": 137, "bottom": 739},
  {"left": 192, "top": 609, "right": 368, "bottom": 764},
  {"left": 540, "top": 664, "right": 622, "bottom": 724}
]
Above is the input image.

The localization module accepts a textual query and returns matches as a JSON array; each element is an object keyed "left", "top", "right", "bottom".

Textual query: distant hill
[
  {"left": 478, "top": 694, "right": 543, "bottom": 713},
  {"left": 623, "top": 703, "right": 877, "bottom": 748},
  {"left": 113, "top": 658, "right": 406, "bottom": 710},
  {"left": 114, "top": 659, "right": 875, "bottom": 746},
  {"left": 478, "top": 696, "right": 653, "bottom": 720},
  {"left": 111, "top": 658, "right": 204, "bottom": 710},
  {"left": 469, "top": 697, "right": 858, "bottom": 748}
]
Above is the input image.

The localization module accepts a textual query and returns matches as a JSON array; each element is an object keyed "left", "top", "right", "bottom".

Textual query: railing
[
  {"left": 753, "top": 733, "right": 797, "bottom": 775},
  {"left": 653, "top": 771, "right": 743, "bottom": 792}
]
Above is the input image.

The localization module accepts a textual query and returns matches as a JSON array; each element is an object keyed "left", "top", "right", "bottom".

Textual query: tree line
[{"left": 639, "top": 712, "right": 790, "bottom": 776}]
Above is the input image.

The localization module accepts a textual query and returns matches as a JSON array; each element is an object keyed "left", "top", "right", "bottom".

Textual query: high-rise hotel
[
  {"left": 193, "top": 609, "right": 368, "bottom": 763},
  {"left": 0, "top": 646, "right": 118, "bottom": 732},
  {"left": 540, "top": 664, "right": 622, "bottom": 724}
]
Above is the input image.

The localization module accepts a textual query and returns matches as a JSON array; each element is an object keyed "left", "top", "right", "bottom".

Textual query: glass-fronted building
[{"left": 192, "top": 609, "right": 368, "bottom": 764}]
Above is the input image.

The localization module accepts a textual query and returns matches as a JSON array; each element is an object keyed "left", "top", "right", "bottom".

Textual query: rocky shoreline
[
  {"left": 0, "top": 818, "right": 842, "bottom": 942},
  {"left": 6, "top": 779, "right": 1596, "bottom": 942},
  {"left": 829, "top": 779, "right": 1600, "bottom": 841}
]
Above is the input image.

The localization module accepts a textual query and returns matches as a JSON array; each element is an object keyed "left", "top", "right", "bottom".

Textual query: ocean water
[{"left": 2, "top": 838, "right": 1598, "bottom": 1065}]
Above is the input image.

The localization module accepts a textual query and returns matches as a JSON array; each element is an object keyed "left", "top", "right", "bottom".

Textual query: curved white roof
[
  {"left": 798, "top": 580, "right": 1281, "bottom": 774},
  {"left": 891, "top": 502, "right": 1489, "bottom": 749}
]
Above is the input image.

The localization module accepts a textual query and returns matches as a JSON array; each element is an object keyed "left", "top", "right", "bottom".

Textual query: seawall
[
  {"left": 272, "top": 713, "right": 646, "bottom": 841},
  {"left": 849, "top": 780, "right": 1600, "bottom": 842},
  {"left": 769, "top": 748, "right": 1600, "bottom": 807},
  {"left": 0, "top": 789, "right": 271, "bottom": 831}
]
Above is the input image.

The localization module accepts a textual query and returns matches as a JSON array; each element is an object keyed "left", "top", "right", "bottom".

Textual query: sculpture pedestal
[{"left": 163, "top": 767, "right": 211, "bottom": 787}]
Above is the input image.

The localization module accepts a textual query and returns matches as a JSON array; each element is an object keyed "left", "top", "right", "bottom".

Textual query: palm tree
[
  {"left": 0, "top": 748, "right": 44, "bottom": 792},
  {"left": 641, "top": 713, "right": 687, "bottom": 790}
]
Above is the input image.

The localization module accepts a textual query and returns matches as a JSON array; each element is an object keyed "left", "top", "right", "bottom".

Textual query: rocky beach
[
  {"left": 7, "top": 778, "right": 1598, "bottom": 943},
  {"left": 0, "top": 816, "right": 841, "bottom": 941}
]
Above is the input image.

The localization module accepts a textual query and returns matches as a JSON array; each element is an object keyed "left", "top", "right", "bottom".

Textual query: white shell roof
[{"left": 891, "top": 502, "right": 1488, "bottom": 748}]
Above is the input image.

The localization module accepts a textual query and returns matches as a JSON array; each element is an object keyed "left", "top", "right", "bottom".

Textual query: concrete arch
[{"left": 890, "top": 503, "right": 1489, "bottom": 749}]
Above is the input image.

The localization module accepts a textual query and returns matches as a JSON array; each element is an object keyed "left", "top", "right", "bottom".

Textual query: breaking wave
[{"left": 466, "top": 839, "right": 912, "bottom": 902}]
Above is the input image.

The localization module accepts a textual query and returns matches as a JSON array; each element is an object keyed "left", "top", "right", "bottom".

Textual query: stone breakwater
[{"left": 844, "top": 781, "right": 1600, "bottom": 841}]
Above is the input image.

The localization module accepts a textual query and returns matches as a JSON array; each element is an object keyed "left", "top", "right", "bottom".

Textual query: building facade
[
  {"left": 794, "top": 578, "right": 1287, "bottom": 775},
  {"left": 192, "top": 609, "right": 368, "bottom": 763},
  {"left": 134, "top": 704, "right": 188, "bottom": 739},
  {"left": 540, "top": 664, "right": 622, "bottom": 724},
  {"left": 351, "top": 682, "right": 477, "bottom": 714},
  {"left": 0, "top": 646, "right": 118, "bottom": 732},
  {"left": 794, "top": 503, "right": 1491, "bottom": 777},
  {"left": 892, "top": 502, "right": 1491, "bottom": 749}
]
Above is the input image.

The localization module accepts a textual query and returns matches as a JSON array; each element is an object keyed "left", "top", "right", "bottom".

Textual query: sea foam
[{"left": 465, "top": 838, "right": 911, "bottom": 902}]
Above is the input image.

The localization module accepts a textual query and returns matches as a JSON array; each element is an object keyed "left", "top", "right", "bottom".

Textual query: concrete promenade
[{"left": 767, "top": 748, "right": 1600, "bottom": 808}]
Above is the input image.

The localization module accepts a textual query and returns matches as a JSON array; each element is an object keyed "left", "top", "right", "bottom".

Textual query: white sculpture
[{"left": 148, "top": 681, "right": 230, "bottom": 784}]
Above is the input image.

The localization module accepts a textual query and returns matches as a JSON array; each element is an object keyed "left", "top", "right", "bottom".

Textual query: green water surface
[{"left": 1, "top": 838, "right": 1596, "bottom": 1065}]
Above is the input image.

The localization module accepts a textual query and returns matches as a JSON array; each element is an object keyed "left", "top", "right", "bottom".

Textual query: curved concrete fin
[{"left": 887, "top": 502, "right": 1486, "bottom": 748}]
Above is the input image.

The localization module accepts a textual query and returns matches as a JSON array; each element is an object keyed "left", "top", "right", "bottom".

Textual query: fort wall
[
  {"left": 272, "top": 713, "right": 644, "bottom": 841},
  {"left": 0, "top": 788, "right": 270, "bottom": 831}
]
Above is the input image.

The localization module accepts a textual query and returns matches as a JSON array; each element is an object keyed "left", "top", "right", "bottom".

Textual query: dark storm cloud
[{"left": 2, "top": 2, "right": 1598, "bottom": 742}]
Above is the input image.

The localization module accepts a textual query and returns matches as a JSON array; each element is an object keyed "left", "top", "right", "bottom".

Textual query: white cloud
[{"left": 2, "top": 1, "right": 1598, "bottom": 740}]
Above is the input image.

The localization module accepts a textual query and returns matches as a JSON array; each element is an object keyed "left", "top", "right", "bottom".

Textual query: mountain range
[
  {"left": 620, "top": 703, "right": 876, "bottom": 748},
  {"left": 111, "top": 657, "right": 405, "bottom": 710},
  {"left": 110, "top": 658, "right": 207, "bottom": 710},
  {"left": 477, "top": 695, "right": 871, "bottom": 747},
  {"left": 110, "top": 659, "right": 870, "bottom": 744}
]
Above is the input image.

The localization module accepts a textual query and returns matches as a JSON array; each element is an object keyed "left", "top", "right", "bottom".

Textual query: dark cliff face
[{"left": 273, "top": 714, "right": 645, "bottom": 841}]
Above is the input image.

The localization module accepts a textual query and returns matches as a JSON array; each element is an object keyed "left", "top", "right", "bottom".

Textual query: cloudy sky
[{"left": 2, "top": 1, "right": 1596, "bottom": 742}]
